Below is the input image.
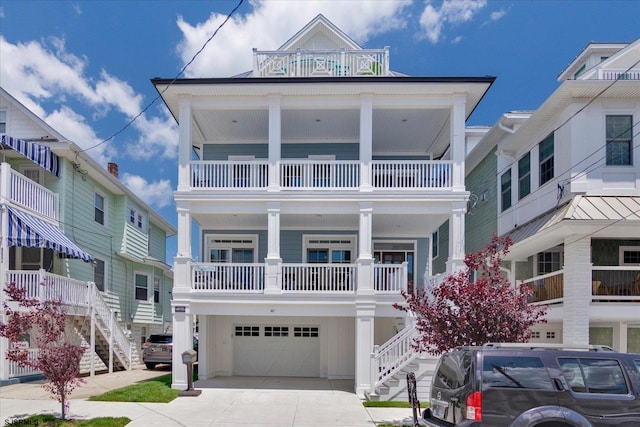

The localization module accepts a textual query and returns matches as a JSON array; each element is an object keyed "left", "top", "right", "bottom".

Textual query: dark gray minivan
[{"left": 422, "top": 343, "right": 640, "bottom": 427}]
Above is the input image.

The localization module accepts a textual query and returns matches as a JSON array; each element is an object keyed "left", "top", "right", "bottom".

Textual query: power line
[{"left": 77, "top": 0, "right": 245, "bottom": 154}]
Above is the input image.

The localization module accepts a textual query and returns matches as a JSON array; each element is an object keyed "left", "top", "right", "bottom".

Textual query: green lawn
[
  {"left": 9, "top": 415, "right": 130, "bottom": 426},
  {"left": 363, "top": 400, "right": 412, "bottom": 408},
  {"left": 88, "top": 373, "right": 179, "bottom": 403}
]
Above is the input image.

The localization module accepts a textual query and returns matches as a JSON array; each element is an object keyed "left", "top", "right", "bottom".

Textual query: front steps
[{"left": 366, "top": 355, "right": 438, "bottom": 402}]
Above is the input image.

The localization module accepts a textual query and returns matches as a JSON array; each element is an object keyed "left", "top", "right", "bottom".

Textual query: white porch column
[
  {"left": 177, "top": 97, "right": 192, "bottom": 192},
  {"left": 450, "top": 95, "right": 466, "bottom": 191},
  {"left": 0, "top": 165, "right": 9, "bottom": 381},
  {"left": 174, "top": 207, "right": 192, "bottom": 295},
  {"left": 357, "top": 202, "right": 374, "bottom": 295},
  {"left": 171, "top": 307, "right": 193, "bottom": 390},
  {"left": 268, "top": 95, "right": 281, "bottom": 191},
  {"left": 197, "top": 315, "right": 208, "bottom": 380},
  {"left": 562, "top": 236, "right": 591, "bottom": 348},
  {"left": 359, "top": 95, "right": 373, "bottom": 191},
  {"left": 265, "top": 202, "right": 282, "bottom": 294},
  {"left": 446, "top": 202, "right": 466, "bottom": 274},
  {"left": 355, "top": 302, "right": 375, "bottom": 398}
]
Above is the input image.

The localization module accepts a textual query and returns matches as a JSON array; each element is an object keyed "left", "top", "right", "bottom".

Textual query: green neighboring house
[{"left": 0, "top": 87, "right": 175, "bottom": 383}]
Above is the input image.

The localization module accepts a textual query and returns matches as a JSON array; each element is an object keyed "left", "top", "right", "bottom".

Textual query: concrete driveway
[{"left": 0, "top": 371, "right": 415, "bottom": 426}]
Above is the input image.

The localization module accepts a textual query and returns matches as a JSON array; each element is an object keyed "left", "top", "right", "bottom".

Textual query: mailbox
[{"left": 181, "top": 349, "right": 197, "bottom": 364}]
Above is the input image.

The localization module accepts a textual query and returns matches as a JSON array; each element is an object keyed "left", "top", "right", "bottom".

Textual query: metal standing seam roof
[{"left": 506, "top": 195, "right": 640, "bottom": 245}]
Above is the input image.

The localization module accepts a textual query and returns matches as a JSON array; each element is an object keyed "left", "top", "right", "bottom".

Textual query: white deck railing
[
  {"left": 189, "top": 160, "right": 452, "bottom": 191},
  {"left": 8, "top": 348, "right": 41, "bottom": 378},
  {"left": 8, "top": 168, "right": 59, "bottom": 220},
  {"left": 591, "top": 266, "right": 640, "bottom": 302},
  {"left": 374, "top": 263, "right": 408, "bottom": 293},
  {"left": 370, "top": 324, "right": 419, "bottom": 393},
  {"left": 6, "top": 270, "right": 133, "bottom": 374},
  {"left": 191, "top": 160, "right": 269, "bottom": 189},
  {"left": 371, "top": 161, "right": 452, "bottom": 189},
  {"left": 193, "top": 263, "right": 265, "bottom": 292},
  {"left": 598, "top": 69, "right": 640, "bottom": 80},
  {"left": 253, "top": 48, "right": 389, "bottom": 78},
  {"left": 282, "top": 263, "right": 356, "bottom": 292}
]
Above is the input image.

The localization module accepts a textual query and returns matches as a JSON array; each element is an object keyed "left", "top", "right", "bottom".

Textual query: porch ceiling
[
  {"left": 192, "top": 212, "right": 445, "bottom": 236},
  {"left": 192, "top": 107, "right": 450, "bottom": 157}
]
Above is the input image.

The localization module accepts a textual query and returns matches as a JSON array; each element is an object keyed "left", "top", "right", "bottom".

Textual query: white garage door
[{"left": 233, "top": 325, "right": 320, "bottom": 377}]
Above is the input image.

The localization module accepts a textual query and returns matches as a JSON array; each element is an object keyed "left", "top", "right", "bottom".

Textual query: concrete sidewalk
[{"left": 0, "top": 369, "right": 417, "bottom": 426}]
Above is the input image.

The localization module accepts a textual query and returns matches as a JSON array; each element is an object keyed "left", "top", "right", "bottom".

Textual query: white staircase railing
[
  {"left": 370, "top": 323, "right": 419, "bottom": 394},
  {"left": 88, "top": 285, "right": 132, "bottom": 369}
]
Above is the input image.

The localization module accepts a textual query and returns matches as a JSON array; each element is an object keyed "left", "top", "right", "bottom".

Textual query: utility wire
[{"left": 77, "top": 0, "right": 245, "bottom": 154}]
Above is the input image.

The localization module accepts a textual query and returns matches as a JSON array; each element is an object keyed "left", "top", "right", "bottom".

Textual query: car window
[
  {"left": 559, "top": 358, "right": 628, "bottom": 395},
  {"left": 634, "top": 359, "right": 640, "bottom": 374},
  {"left": 482, "top": 356, "right": 554, "bottom": 390},
  {"left": 149, "top": 335, "right": 172, "bottom": 344},
  {"left": 433, "top": 352, "right": 473, "bottom": 390}
]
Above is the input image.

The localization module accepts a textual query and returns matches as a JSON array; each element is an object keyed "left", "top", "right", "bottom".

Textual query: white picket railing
[
  {"left": 280, "top": 160, "right": 360, "bottom": 190},
  {"left": 370, "top": 324, "right": 419, "bottom": 393},
  {"left": 253, "top": 48, "right": 389, "bottom": 77},
  {"left": 374, "top": 263, "right": 408, "bottom": 293},
  {"left": 9, "top": 168, "right": 59, "bottom": 220},
  {"left": 193, "top": 263, "right": 265, "bottom": 292},
  {"left": 8, "top": 348, "right": 41, "bottom": 378},
  {"left": 282, "top": 263, "right": 356, "bottom": 292},
  {"left": 371, "top": 160, "right": 452, "bottom": 189},
  {"left": 191, "top": 160, "right": 269, "bottom": 189},
  {"left": 598, "top": 69, "right": 640, "bottom": 80}
]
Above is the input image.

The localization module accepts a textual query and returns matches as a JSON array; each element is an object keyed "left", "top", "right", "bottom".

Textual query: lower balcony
[
  {"left": 522, "top": 267, "right": 640, "bottom": 304},
  {"left": 191, "top": 262, "right": 408, "bottom": 295}
]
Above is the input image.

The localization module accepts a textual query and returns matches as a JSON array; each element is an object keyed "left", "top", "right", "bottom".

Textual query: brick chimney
[{"left": 107, "top": 162, "right": 119, "bottom": 178}]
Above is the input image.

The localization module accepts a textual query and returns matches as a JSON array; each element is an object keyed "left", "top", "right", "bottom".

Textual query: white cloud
[
  {"left": 0, "top": 35, "right": 178, "bottom": 165},
  {"left": 419, "top": 0, "right": 488, "bottom": 44},
  {"left": 489, "top": 9, "right": 507, "bottom": 22},
  {"left": 176, "top": 0, "right": 412, "bottom": 78},
  {"left": 121, "top": 173, "right": 174, "bottom": 209}
]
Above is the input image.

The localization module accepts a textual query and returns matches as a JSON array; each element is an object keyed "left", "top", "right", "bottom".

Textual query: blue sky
[{"left": 1, "top": 0, "right": 639, "bottom": 263}]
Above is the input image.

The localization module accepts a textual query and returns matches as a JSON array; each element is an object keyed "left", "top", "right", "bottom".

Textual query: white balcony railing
[
  {"left": 193, "top": 263, "right": 265, "bottom": 292},
  {"left": 253, "top": 48, "right": 389, "bottom": 78},
  {"left": 8, "top": 167, "right": 59, "bottom": 220},
  {"left": 282, "top": 263, "right": 356, "bottom": 292},
  {"left": 374, "top": 263, "right": 408, "bottom": 293},
  {"left": 598, "top": 69, "right": 640, "bottom": 80},
  {"left": 8, "top": 348, "right": 40, "bottom": 378},
  {"left": 280, "top": 160, "right": 359, "bottom": 189},
  {"left": 592, "top": 266, "right": 640, "bottom": 302},
  {"left": 188, "top": 160, "right": 453, "bottom": 191}
]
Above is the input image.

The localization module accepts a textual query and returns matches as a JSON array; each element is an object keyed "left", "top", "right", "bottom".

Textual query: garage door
[{"left": 233, "top": 325, "right": 320, "bottom": 377}]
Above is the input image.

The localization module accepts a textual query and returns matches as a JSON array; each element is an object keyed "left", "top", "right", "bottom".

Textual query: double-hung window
[
  {"left": 135, "top": 273, "right": 149, "bottom": 301},
  {"left": 0, "top": 110, "right": 6, "bottom": 133},
  {"left": 606, "top": 115, "right": 633, "bottom": 166},
  {"left": 539, "top": 133, "right": 554, "bottom": 186},
  {"left": 501, "top": 169, "right": 512, "bottom": 212},
  {"left": 94, "top": 259, "right": 106, "bottom": 292},
  {"left": 518, "top": 152, "right": 531, "bottom": 200},
  {"left": 94, "top": 192, "right": 106, "bottom": 225}
]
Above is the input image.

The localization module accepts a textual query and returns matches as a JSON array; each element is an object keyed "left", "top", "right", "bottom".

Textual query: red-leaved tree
[
  {"left": 396, "top": 234, "right": 547, "bottom": 355},
  {"left": 0, "top": 281, "right": 86, "bottom": 420}
]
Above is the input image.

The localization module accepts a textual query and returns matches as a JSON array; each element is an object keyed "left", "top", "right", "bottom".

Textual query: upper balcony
[
  {"left": 253, "top": 48, "right": 390, "bottom": 78},
  {"left": 189, "top": 159, "right": 452, "bottom": 192},
  {"left": 1, "top": 163, "right": 59, "bottom": 221}
]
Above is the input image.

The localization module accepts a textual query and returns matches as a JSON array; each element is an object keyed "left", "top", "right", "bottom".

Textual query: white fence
[
  {"left": 282, "top": 263, "right": 356, "bottom": 292},
  {"left": 193, "top": 263, "right": 265, "bottom": 292},
  {"left": 8, "top": 168, "right": 59, "bottom": 220}
]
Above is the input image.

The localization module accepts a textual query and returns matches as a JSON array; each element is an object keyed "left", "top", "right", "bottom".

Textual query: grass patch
[
  {"left": 88, "top": 373, "right": 178, "bottom": 403},
  {"left": 10, "top": 414, "right": 130, "bottom": 426},
  {"left": 363, "top": 400, "right": 412, "bottom": 408}
]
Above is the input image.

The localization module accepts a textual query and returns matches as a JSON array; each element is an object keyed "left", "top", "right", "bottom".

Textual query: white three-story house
[{"left": 155, "top": 15, "right": 494, "bottom": 396}]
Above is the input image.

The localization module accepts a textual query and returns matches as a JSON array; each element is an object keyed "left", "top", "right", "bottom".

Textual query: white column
[
  {"left": 0, "top": 165, "right": 8, "bottom": 380},
  {"left": 177, "top": 97, "right": 192, "bottom": 191},
  {"left": 268, "top": 95, "right": 281, "bottom": 191},
  {"left": 265, "top": 202, "right": 282, "bottom": 294},
  {"left": 171, "top": 308, "right": 192, "bottom": 390},
  {"left": 450, "top": 95, "right": 466, "bottom": 191},
  {"left": 355, "top": 302, "right": 375, "bottom": 398},
  {"left": 198, "top": 315, "right": 208, "bottom": 380},
  {"left": 357, "top": 203, "right": 374, "bottom": 294},
  {"left": 446, "top": 202, "right": 466, "bottom": 274},
  {"left": 359, "top": 95, "right": 373, "bottom": 191},
  {"left": 174, "top": 207, "right": 192, "bottom": 295},
  {"left": 176, "top": 207, "right": 192, "bottom": 258},
  {"left": 0, "top": 313, "right": 9, "bottom": 381},
  {"left": 90, "top": 305, "right": 96, "bottom": 377},
  {"left": 562, "top": 236, "right": 592, "bottom": 348}
]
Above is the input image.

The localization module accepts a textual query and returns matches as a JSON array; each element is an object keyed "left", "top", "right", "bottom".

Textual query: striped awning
[
  {"left": 1, "top": 134, "right": 60, "bottom": 177},
  {"left": 7, "top": 207, "right": 93, "bottom": 262}
]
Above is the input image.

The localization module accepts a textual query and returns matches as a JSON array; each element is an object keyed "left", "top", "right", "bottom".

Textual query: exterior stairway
[{"left": 366, "top": 323, "right": 438, "bottom": 402}]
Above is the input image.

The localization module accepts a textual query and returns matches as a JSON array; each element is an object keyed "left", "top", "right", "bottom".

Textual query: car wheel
[{"left": 145, "top": 362, "right": 157, "bottom": 370}]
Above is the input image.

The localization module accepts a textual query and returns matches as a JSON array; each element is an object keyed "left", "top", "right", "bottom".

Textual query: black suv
[{"left": 422, "top": 343, "right": 640, "bottom": 426}]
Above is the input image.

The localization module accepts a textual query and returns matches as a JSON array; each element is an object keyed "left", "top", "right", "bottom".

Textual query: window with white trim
[
  {"left": 0, "top": 110, "right": 6, "bottom": 133},
  {"left": 206, "top": 234, "right": 258, "bottom": 263},
  {"left": 94, "top": 191, "right": 106, "bottom": 226},
  {"left": 518, "top": 152, "right": 531, "bottom": 200},
  {"left": 294, "top": 326, "right": 319, "bottom": 337},
  {"left": 129, "top": 207, "right": 145, "bottom": 231},
  {"left": 134, "top": 273, "right": 149, "bottom": 301},
  {"left": 500, "top": 169, "right": 512, "bottom": 212},
  {"left": 264, "top": 326, "right": 289, "bottom": 337},
  {"left": 537, "top": 250, "right": 562, "bottom": 275},
  {"left": 606, "top": 115, "right": 633, "bottom": 166},
  {"left": 153, "top": 276, "right": 161, "bottom": 304},
  {"left": 432, "top": 231, "right": 439, "bottom": 259},
  {"left": 303, "top": 235, "right": 355, "bottom": 264},
  {"left": 619, "top": 246, "right": 640, "bottom": 266},
  {"left": 539, "top": 133, "right": 554, "bottom": 186}
]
